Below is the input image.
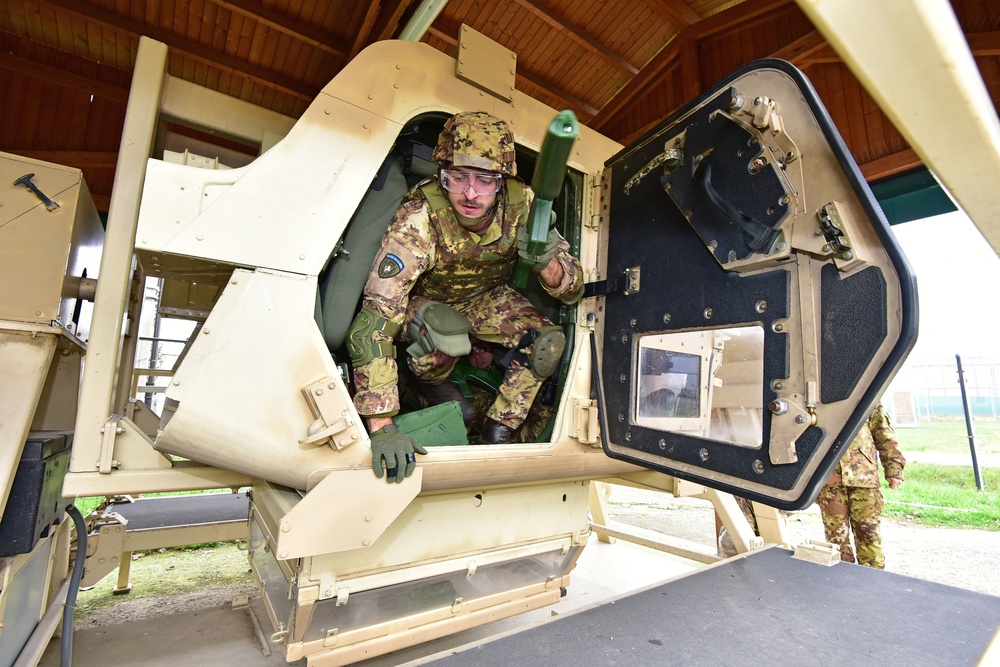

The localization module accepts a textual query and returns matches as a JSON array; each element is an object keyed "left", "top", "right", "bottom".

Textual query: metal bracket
[
  {"left": 623, "top": 266, "right": 641, "bottom": 295},
  {"left": 98, "top": 415, "right": 124, "bottom": 473},
  {"left": 97, "top": 416, "right": 173, "bottom": 473},
  {"left": 766, "top": 394, "right": 811, "bottom": 465},
  {"left": 80, "top": 513, "right": 128, "bottom": 588},
  {"left": 818, "top": 202, "right": 852, "bottom": 255},
  {"left": 792, "top": 539, "right": 841, "bottom": 566},
  {"left": 300, "top": 376, "right": 362, "bottom": 449},
  {"left": 817, "top": 201, "right": 865, "bottom": 271},
  {"left": 583, "top": 266, "right": 641, "bottom": 298}
]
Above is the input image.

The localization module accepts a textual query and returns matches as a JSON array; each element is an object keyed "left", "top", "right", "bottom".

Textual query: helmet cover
[{"left": 432, "top": 111, "right": 517, "bottom": 176}]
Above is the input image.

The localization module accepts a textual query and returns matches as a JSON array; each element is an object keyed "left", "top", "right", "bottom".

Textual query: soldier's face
[{"left": 443, "top": 167, "right": 499, "bottom": 223}]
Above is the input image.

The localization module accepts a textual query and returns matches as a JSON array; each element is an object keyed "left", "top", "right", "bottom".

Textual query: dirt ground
[
  {"left": 76, "top": 485, "right": 1000, "bottom": 628},
  {"left": 605, "top": 487, "right": 1000, "bottom": 598}
]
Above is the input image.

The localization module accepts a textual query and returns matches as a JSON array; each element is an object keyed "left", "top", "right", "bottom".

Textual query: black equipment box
[{"left": 0, "top": 431, "right": 72, "bottom": 557}]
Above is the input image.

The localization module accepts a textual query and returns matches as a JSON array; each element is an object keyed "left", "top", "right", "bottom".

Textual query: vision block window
[
  {"left": 636, "top": 348, "right": 702, "bottom": 420},
  {"left": 634, "top": 326, "right": 765, "bottom": 448}
]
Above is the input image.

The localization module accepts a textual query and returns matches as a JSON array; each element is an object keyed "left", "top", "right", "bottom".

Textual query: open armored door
[{"left": 592, "top": 59, "right": 917, "bottom": 510}]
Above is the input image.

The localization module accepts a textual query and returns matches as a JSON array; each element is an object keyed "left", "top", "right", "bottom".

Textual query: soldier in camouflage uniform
[
  {"left": 816, "top": 402, "right": 905, "bottom": 569},
  {"left": 347, "top": 111, "right": 584, "bottom": 482}
]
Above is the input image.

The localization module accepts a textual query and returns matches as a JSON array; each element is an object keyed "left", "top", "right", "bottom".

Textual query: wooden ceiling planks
[{"left": 2, "top": 0, "right": 995, "bottom": 212}]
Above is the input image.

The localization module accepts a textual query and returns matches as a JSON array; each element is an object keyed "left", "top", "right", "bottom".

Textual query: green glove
[
  {"left": 516, "top": 225, "right": 561, "bottom": 272},
  {"left": 370, "top": 425, "right": 428, "bottom": 483}
]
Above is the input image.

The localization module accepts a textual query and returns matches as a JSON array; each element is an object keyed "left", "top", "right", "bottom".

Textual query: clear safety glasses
[{"left": 439, "top": 168, "right": 503, "bottom": 196}]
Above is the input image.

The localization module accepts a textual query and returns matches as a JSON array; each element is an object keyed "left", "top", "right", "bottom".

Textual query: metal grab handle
[{"left": 695, "top": 159, "right": 779, "bottom": 255}]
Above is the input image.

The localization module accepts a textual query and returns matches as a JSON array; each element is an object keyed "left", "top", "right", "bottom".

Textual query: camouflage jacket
[
  {"left": 353, "top": 178, "right": 584, "bottom": 417},
  {"left": 828, "top": 403, "right": 905, "bottom": 488}
]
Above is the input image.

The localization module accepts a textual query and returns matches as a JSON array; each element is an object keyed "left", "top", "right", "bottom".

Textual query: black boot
[
  {"left": 417, "top": 380, "right": 476, "bottom": 431},
  {"left": 478, "top": 418, "right": 516, "bottom": 444}
]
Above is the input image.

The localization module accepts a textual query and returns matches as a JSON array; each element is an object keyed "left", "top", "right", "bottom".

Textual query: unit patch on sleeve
[{"left": 378, "top": 253, "right": 405, "bottom": 278}]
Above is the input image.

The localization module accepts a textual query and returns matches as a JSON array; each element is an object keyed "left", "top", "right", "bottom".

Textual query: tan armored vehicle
[{"left": 3, "top": 6, "right": 999, "bottom": 665}]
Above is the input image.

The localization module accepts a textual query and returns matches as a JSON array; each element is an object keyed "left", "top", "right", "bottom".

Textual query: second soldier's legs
[
  {"left": 847, "top": 486, "right": 886, "bottom": 569},
  {"left": 816, "top": 483, "right": 856, "bottom": 564}
]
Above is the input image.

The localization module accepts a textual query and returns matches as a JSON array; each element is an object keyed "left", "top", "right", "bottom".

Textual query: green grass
[
  {"left": 896, "top": 417, "right": 1000, "bottom": 455},
  {"left": 870, "top": 418, "right": 1000, "bottom": 530},
  {"left": 75, "top": 542, "right": 254, "bottom": 622},
  {"left": 881, "top": 461, "right": 1000, "bottom": 530}
]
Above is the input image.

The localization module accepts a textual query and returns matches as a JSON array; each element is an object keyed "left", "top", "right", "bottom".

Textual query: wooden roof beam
[
  {"left": 771, "top": 30, "right": 828, "bottom": 67},
  {"left": 348, "top": 1, "right": 384, "bottom": 61},
  {"left": 646, "top": 0, "right": 701, "bottom": 28},
  {"left": 211, "top": 0, "right": 345, "bottom": 59},
  {"left": 798, "top": 44, "right": 840, "bottom": 65},
  {"left": 38, "top": 0, "right": 316, "bottom": 100},
  {"left": 516, "top": 69, "right": 599, "bottom": 119},
  {"left": 591, "top": 0, "right": 796, "bottom": 131},
  {"left": 0, "top": 51, "right": 129, "bottom": 103},
  {"left": 965, "top": 31, "right": 1000, "bottom": 56},
  {"left": 692, "top": 0, "right": 794, "bottom": 39},
  {"left": 373, "top": 0, "right": 416, "bottom": 42},
  {"left": 512, "top": 0, "right": 639, "bottom": 76},
  {"left": 860, "top": 148, "right": 921, "bottom": 181},
  {"left": 589, "top": 39, "right": 681, "bottom": 131},
  {"left": 7, "top": 150, "right": 119, "bottom": 168}
]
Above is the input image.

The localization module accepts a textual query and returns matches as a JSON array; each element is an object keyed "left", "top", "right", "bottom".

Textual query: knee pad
[
  {"left": 406, "top": 301, "right": 472, "bottom": 359},
  {"left": 506, "top": 326, "right": 566, "bottom": 379},
  {"left": 528, "top": 326, "right": 565, "bottom": 379}
]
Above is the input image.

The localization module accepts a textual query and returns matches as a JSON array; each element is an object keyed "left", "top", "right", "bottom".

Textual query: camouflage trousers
[
  {"left": 406, "top": 285, "right": 552, "bottom": 429},
  {"left": 816, "top": 483, "right": 885, "bottom": 569}
]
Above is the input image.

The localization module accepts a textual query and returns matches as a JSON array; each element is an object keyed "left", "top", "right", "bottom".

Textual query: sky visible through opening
[{"left": 891, "top": 210, "right": 1000, "bottom": 363}]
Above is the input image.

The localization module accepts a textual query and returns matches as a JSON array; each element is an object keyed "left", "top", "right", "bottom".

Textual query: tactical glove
[
  {"left": 516, "top": 225, "right": 561, "bottom": 272},
  {"left": 370, "top": 425, "right": 428, "bottom": 483}
]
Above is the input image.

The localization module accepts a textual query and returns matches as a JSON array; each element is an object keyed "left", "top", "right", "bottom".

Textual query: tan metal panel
[
  {"left": 0, "top": 153, "right": 86, "bottom": 325},
  {"left": 0, "top": 328, "right": 58, "bottom": 514}
]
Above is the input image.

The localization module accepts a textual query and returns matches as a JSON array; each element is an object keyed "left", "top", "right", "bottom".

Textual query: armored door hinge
[{"left": 573, "top": 399, "right": 600, "bottom": 446}]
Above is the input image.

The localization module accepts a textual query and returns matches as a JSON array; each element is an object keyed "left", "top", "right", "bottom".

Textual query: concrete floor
[{"left": 39, "top": 535, "right": 702, "bottom": 667}]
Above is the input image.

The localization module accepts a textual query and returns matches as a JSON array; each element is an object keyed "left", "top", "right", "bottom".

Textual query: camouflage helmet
[{"left": 432, "top": 111, "right": 517, "bottom": 176}]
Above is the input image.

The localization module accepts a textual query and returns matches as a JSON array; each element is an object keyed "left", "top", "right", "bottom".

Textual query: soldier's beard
[{"left": 455, "top": 202, "right": 496, "bottom": 230}]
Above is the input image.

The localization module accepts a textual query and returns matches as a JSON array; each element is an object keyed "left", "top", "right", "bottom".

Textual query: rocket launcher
[{"left": 513, "top": 111, "right": 580, "bottom": 288}]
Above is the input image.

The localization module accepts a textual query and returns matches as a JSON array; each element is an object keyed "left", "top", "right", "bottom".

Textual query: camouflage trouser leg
[
  {"left": 455, "top": 285, "right": 552, "bottom": 430},
  {"left": 487, "top": 359, "right": 540, "bottom": 429},
  {"left": 403, "top": 287, "right": 552, "bottom": 429},
  {"left": 848, "top": 486, "right": 885, "bottom": 569},
  {"left": 817, "top": 484, "right": 855, "bottom": 563},
  {"left": 816, "top": 484, "right": 885, "bottom": 569}
]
